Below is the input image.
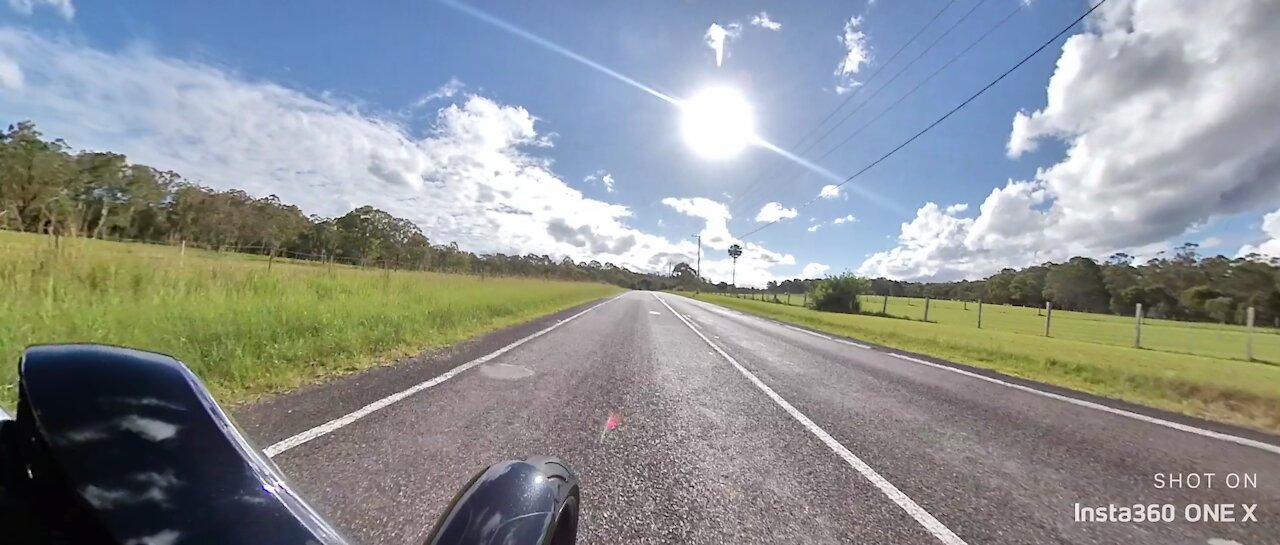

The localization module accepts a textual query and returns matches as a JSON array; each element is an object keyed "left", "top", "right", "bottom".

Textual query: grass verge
[
  {"left": 0, "top": 231, "right": 620, "bottom": 410},
  {"left": 683, "top": 293, "right": 1280, "bottom": 435}
]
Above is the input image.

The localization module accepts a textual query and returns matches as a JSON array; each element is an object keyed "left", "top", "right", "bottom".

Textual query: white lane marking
[
  {"left": 883, "top": 353, "right": 1280, "bottom": 456},
  {"left": 683, "top": 294, "right": 1280, "bottom": 457},
  {"left": 264, "top": 293, "right": 627, "bottom": 457},
  {"left": 783, "top": 324, "right": 871, "bottom": 349},
  {"left": 648, "top": 311, "right": 661, "bottom": 315},
  {"left": 653, "top": 294, "right": 967, "bottom": 545}
]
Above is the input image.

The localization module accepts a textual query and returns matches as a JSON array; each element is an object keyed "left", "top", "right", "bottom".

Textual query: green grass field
[
  {"left": 730, "top": 292, "right": 1280, "bottom": 363},
  {"left": 0, "top": 231, "right": 620, "bottom": 410},
  {"left": 686, "top": 293, "right": 1280, "bottom": 434}
]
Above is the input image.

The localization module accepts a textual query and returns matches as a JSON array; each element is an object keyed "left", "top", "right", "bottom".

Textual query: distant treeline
[
  {"left": 4, "top": 120, "right": 1278, "bottom": 325},
  {"left": 0, "top": 121, "right": 684, "bottom": 290}
]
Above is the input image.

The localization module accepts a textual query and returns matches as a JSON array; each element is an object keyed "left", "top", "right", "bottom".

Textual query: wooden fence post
[
  {"left": 977, "top": 301, "right": 983, "bottom": 329},
  {"left": 1134, "top": 303, "right": 1143, "bottom": 348},
  {"left": 1045, "top": 301, "right": 1053, "bottom": 337},
  {"left": 882, "top": 295, "right": 889, "bottom": 314},
  {"left": 924, "top": 297, "right": 931, "bottom": 322},
  {"left": 1246, "top": 306, "right": 1256, "bottom": 361}
]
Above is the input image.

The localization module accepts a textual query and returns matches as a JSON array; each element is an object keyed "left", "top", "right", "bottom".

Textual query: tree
[{"left": 727, "top": 243, "right": 743, "bottom": 287}]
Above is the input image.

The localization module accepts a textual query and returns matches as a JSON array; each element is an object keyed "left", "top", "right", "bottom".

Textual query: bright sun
[{"left": 680, "top": 86, "right": 756, "bottom": 160}]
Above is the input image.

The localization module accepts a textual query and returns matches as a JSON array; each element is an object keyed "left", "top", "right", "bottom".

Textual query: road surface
[{"left": 236, "top": 291, "right": 1280, "bottom": 545}]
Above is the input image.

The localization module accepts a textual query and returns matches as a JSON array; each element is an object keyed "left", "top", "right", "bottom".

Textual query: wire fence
[{"left": 718, "top": 291, "right": 1280, "bottom": 365}]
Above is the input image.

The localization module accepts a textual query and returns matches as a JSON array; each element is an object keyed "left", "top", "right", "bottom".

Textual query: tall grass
[
  {"left": 0, "top": 231, "right": 619, "bottom": 409},
  {"left": 687, "top": 293, "right": 1280, "bottom": 434}
]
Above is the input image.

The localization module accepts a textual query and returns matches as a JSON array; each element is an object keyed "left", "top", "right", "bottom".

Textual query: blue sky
[{"left": 3, "top": 0, "right": 1279, "bottom": 285}]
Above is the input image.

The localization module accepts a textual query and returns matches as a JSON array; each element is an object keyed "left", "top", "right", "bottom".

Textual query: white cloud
[
  {"left": 945, "top": 203, "right": 968, "bottom": 214},
  {"left": 582, "top": 169, "right": 616, "bottom": 193},
  {"left": 704, "top": 22, "right": 742, "bottom": 67},
  {"left": 865, "top": 0, "right": 1280, "bottom": 280},
  {"left": 660, "top": 196, "right": 799, "bottom": 287},
  {"left": 800, "top": 262, "right": 831, "bottom": 278},
  {"left": 755, "top": 202, "right": 798, "bottom": 223},
  {"left": 0, "top": 28, "right": 713, "bottom": 278},
  {"left": 807, "top": 224, "right": 822, "bottom": 233},
  {"left": 750, "top": 12, "right": 781, "bottom": 31},
  {"left": 818, "top": 184, "right": 841, "bottom": 199},
  {"left": 1237, "top": 209, "right": 1280, "bottom": 259},
  {"left": 0, "top": 52, "right": 21, "bottom": 91},
  {"left": 6, "top": 0, "right": 73, "bottom": 20},
  {"left": 832, "top": 214, "right": 857, "bottom": 225},
  {"left": 411, "top": 77, "right": 464, "bottom": 108},
  {"left": 835, "top": 16, "right": 870, "bottom": 94}
]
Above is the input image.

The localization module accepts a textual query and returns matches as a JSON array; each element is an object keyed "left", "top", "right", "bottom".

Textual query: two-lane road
[{"left": 241, "top": 291, "right": 1280, "bottom": 545}]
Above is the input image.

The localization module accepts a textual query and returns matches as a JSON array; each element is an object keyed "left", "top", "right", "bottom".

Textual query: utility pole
[{"left": 693, "top": 234, "right": 702, "bottom": 293}]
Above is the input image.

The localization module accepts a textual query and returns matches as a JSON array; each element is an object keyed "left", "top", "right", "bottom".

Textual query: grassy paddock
[
  {"left": 730, "top": 292, "right": 1279, "bottom": 363},
  {"left": 685, "top": 293, "right": 1280, "bottom": 434},
  {"left": 0, "top": 231, "right": 620, "bottom": 409}
]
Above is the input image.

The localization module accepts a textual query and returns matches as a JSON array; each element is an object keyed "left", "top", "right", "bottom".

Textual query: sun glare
[{"left": 680, "top": 86, "right": 756, "bottom": 160}]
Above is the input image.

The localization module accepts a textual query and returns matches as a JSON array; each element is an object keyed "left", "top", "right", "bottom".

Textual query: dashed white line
[
  {"left": 653, "top": 293, "right": 968, "bottom": 545},
  {"left": 264, "top": 293, "right": 626, "bottom": 457}
]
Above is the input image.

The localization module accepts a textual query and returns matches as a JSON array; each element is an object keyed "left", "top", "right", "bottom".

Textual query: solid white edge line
[
  {"left": 652, "top": 293, "right": 968, "bottom": 545},
  {"left": 882, "top": 353, "right": 1280, "bottom": 456},
  {"left": 681, "top": 294, "right": 1280, "bottom": 457},
  {"left": 264, "top": 293, "right": 626, "bottom": 457}
]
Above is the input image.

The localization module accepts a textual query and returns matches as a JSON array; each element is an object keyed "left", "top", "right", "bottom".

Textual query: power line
[
  {"left": 727, "top": 0, "right": 960, "bottom": 213},
  {"left": 816, "top": 3, "right": 1024, "bottom": 163},
  {"left": 734, "top": 0, "right": 1110, "bottom": 241},
  {"left": 735, "top": 0, "right": 998, "bottom": 219}
]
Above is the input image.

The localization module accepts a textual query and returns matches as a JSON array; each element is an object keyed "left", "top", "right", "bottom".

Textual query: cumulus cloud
[
  {"left": 1237, "top": 209, "right": 1280, "bottom": 259},
  {"left": 807, "top": 224, "right": 822, "bottom": 233},
  {"left": 704, "top": 22, "right": 742, "bottom": 67},
  {"left": 0, "top": 28, "right": 710, "bottom": 278},
  {"left": 832, "top": 214, "right": 857, "bottom": 225},
  {"left": 818, "top": 184, "right": 841, "bottom": 199},
  {"left": 835, "top": 16, "right": 870, "bottom": 94},
  {"left": 863, "top": 0, "right": 1280, "bottom": 280},
  {"left": 411, "top": 77, "right": 464, "bottom": 109},
  {"left": 6, "top": 0, "right": 73, "bottom": 20},
  {"left": 659, "top": 196, "right": 799, "bottom": 286},
  {"left": 582, "top": 169, "right": 616, "bottom": 193},
  {"left": 800, "top": 262, "right": 831, "bottom": 278},
  {"left": 755, "top": 202, "right": 798, "bottom": 223},
  {"left": 750, "top": 12, "right": 781, "bottom": 31}
]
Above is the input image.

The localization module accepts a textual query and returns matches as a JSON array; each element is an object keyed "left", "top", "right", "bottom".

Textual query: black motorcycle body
[{"left": 0, "top": 344, "right": 579, "bottom": 545}]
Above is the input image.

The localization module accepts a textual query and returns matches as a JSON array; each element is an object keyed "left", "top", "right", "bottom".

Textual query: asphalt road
[{"left": 237, "top": 291, "right": 1280, "bottom": 545}]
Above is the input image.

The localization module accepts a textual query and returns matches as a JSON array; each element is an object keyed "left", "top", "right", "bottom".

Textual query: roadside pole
[
  {"left": 882, "top": 295, "right": 889, "bottom": 314},
  {"left": 923, "top": 297, "right": 931, "bottom": 322},
  {"left": 179, "top": 240, "right": 186, "bottom": 268},
  {"left": 977, "top": 301, "right": 983, "bottom": 329},
  {"left": 786, "top": 293, "right": 791, "bottom": 305},
  {"left": 803, "top": 292, "right": 808, "bottom": 307},
  {"left": 1044, "top": 301, "right": 1053, "bottom": 337},
  {"left": 1246, "top": 307, "right": 1256, "bottom": 361},
  {"left": 1134, "top": 303, "right": 1143, "bottom": 348}
]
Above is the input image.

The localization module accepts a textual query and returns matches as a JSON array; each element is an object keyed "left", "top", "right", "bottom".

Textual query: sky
[{"left": 2, "top": 0, "right": 1279, "bottom": 287}]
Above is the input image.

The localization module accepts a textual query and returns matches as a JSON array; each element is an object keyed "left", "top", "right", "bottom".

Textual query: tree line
[
  {"left": 0, "top": 121, "right": 685, "bottom": 290},
  {"left": 6, "top": 120, "right": 1278, "bottom": 325}
]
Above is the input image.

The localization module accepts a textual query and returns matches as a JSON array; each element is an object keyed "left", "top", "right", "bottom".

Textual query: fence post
[
  {"left": 786, "top": 293, "right": 791, "bottom": 305},
  {"left": 924, "top": 297, "right": 931, "bottom": 322},
  {"left": 803, "top": 292, "right": 808, "bottom": 307},
  {"left": 882, "top": 295, "right": 889, "bottom": 314},
  {"left": 977, "top": 301, "right": 983, "bottom": 329},
  {"left": 1246, "top": 307, "right": 1256, "bottom": 361},
  {"left": 1134, "top": 303, "right": 1143, "bottom": 348},
  {"left": 179, "top": 240, "right": 186, "bottom": 267},
  {"left": 1045, "top": 301, "right": 1053, "bottom": 337}
]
